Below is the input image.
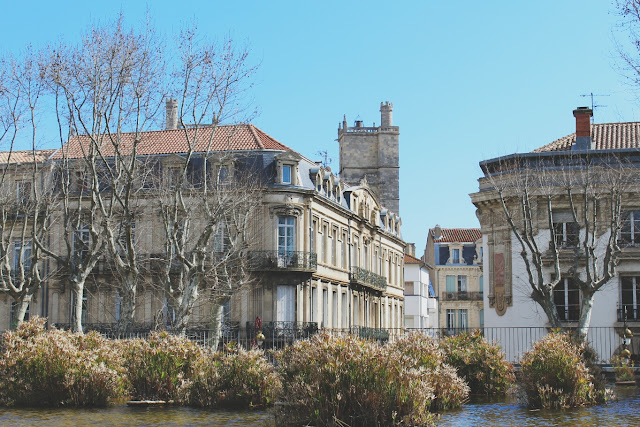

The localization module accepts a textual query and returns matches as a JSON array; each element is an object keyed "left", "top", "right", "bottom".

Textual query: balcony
[
  {"left": 247, "top": 250, "right": 317, "bottom": 272},
  {"left": 350, "top": 266, "right": 387, "bottom": 292},
  {"left": 618, "top": 307, "right": 640, "bottom": 322},
  {"left": 441, "top": 291, "right": 483, "bottom": 302}
]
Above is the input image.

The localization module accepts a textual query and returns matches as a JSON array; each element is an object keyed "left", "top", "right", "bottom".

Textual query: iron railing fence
[
  {"left": 46, "top": 323, "right": 633, "bottom": 364},
  {"left": 350, "top": 266, "right": 387, "bottom": 291},
  {"left": 247, "top": 250, "right": 317, "bottom": 271},
  {"left": 440, "top": 291, "right": 483, "bottom": 301}
]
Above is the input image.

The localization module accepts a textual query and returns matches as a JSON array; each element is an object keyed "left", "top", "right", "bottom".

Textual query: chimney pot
[{"left": 166, "top": 98, "right": 178, "bottom": 130}]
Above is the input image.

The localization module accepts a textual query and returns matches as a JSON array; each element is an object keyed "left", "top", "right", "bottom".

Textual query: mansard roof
[
  {"left": 533, "top": 122, "right": 640, "bottom": 153},
  {"left": 0, "top": 149, "right": 55, "bottom": 164},
  {"left": 52, "top": 124, "right": 291, "bottom": 159},
  {"left": 432, "top": 228, "right": 481, "bottom": 243}
]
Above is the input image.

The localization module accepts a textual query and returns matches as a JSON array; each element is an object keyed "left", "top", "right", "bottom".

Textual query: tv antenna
[{"left": 580, "top": 92, "right": 609, "bottom": 122}]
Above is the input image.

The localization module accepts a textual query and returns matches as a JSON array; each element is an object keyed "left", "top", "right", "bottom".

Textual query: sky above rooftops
[{"left": 1, "top": 1, "right": 639, "bottom": 255}]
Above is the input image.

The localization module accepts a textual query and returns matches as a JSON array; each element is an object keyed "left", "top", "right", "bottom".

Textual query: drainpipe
[{"left": 348, "top": 221, "right": 352, "bottom": 329}]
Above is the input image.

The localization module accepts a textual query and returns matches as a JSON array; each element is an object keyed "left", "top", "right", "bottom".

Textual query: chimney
[
  {"left": 405, "top": 242, "right": 416, "bottom": 257},
  {"left": 571, "top": 106, "right": 593, "bottom": 151},
  {"left": 380, "top": 101, "right": 393, "bottom": 127},
  {"left": 165, "top": 98, "right": 178, "bottom": 130}
]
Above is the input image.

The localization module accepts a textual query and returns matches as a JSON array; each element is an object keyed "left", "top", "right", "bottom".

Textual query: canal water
[{"left": 0, "top": 385, "right": 638, "bottom": 426}]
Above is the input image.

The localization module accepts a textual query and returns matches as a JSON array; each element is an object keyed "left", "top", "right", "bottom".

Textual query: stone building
[
  {"left": 0, "top": 105, "right": 406, "bottom": 337},
  {"left": 470, "top": 107, "right": 640, "bottom": 361},
  {"left": 338, "top": 102, "right": 400, "bottom": 214},
  {"left": 423, "top": 226, "right": 483, "bottom": 331}
]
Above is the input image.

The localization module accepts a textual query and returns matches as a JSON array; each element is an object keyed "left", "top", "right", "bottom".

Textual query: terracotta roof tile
[
  {"left": 404, "top": 253, "right": 422, "bottom": 264},
  {"left": 533, "top": 122, "right": 640, "bottom": 153},
  {"left": 51, "top": 124, "right": 291, "bottom": 159},
  {"left": 433, "top": 228, "right": 481, "bottom": 243},
  {"left": 0, "top": 149, "right": 55, "bottom": 164}
]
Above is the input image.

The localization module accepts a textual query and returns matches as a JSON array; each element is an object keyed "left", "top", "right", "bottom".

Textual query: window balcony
[
  {"left": 350, "top": 266, "right": 387, "bottom": 292},
  {"left": 618, "top": 307, "right": 640, "bottom": 322},
  {"left": 441, "top": 291, "right": 483, "bottom": 301},
  {"left": 247, "top": 250, "right": 317, "bottom": 272}
]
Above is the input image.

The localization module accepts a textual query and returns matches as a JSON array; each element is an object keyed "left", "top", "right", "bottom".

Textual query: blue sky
[{"left": 2, "top": 1, "right": 638, "bottom": 254}]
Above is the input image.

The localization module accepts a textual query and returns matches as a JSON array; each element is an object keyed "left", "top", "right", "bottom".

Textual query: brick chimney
[{"left": 571, "top": 106, "right": 593, "bottom": 151}]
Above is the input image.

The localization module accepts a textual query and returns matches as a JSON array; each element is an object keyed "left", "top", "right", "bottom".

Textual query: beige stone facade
[
  {"left": 0, "top": 119, "right": 405, "bottom": 334},
  {"left": 423, "top": 227, "right": 483, "bottom": 330}
]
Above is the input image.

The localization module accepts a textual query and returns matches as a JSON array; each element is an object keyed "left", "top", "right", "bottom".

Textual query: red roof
[
  {"left": 432, "top": 228, "right": 481, "bottom": 243},
  {"left": 52, "top": 124, "right": 291, "bottom": 159},
  {"left": 0, "top": 150, "right": 55, "bottom": 164},
  {"left": 533, "top": 122, "right": 640, "bottom": 153},
  {"left": 404, "top": 253, "right": 422, "bottom": 264}
]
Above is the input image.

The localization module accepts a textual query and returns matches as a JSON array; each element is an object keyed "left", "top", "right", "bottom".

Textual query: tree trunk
[
  {"left": 532, "top": 290, "right": 562, "bottom": 329},
  {"left": 14, "top": 294, "right": 32, "bottom": 326},
  {"left": 577, "top": 293, "right": 595, "bottom": 341},
  {"left": 72, "top": 282, "right": 85, "bottom": 333},
  {"left": 116, "top": 272, "right": 137, "bottom": 335},
  {"left": 210, "top": 302, "right": 224, "bottom": 350}
]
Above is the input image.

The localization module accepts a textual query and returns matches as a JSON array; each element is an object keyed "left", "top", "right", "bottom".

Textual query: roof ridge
[{"left": 248, "top": 124, "right": 264, "bottom": 149}]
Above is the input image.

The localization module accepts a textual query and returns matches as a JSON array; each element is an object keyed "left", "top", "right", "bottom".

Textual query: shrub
[
  {"left": 275, "top": 333, "right": 440, "bottom": 426},
  {"left": 121, "top": 331, "right": 203, "bottom": 401},
  {"left": 184, "top": 348, "right": 281, "bottom": 409},
  {"left": 520, "top": 332, "right": 607, "bottom": 409},
  {"left": 439, "top": 330, "right": 515, "bottom": 395},
  {"left": 387, "top": 332, "right": 469, "bottom": 410},
  {"left": 0, "top": 317, "right": 124, "bottom": 407},
  {"left": 612, "top": 355, "right": 636, "bottom": 382}
]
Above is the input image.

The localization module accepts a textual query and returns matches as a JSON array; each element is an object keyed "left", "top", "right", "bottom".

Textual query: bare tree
[
  {"left": 0, "top": 50, "right": 55, "bottom": 326},
  {"left": 38, "top": 16, "right": 164, "bottom": 333},
  {"left": 480, "top": 153, "right": 633, "bottom": 338},
  {"left": 156, "top": 30, "right": 259, "bottom": 334}
]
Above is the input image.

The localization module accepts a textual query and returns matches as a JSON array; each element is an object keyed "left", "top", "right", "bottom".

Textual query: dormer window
[{"left": 282, "top": 165, "right": 292, "bottom": 184}]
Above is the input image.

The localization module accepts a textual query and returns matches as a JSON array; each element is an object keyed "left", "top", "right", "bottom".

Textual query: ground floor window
[
  {"left": 276, "top": 285, "right": 295, "bottom": 323},
  {"left": 553, "top": 277, "right": 579, "bottom": 321},
  {"left": 621, "top": 276, "right": 640, "bottom": 321},
  {"left": 446, "top": 308, "right": 468, "bottom": 330}
]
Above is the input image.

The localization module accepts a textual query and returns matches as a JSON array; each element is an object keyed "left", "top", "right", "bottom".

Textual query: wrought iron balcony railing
[
  {"left": 247, "top": 250, "right": 317, "bottom": 272},
  {"left": 441, "top": 291, "right": 483, "bottom": 301},
  {"left": 350, "top": 266, "right": 387, "bottom": 292},
  {"left": 618, "top": 307, "right": 640, "bottom": 322}
]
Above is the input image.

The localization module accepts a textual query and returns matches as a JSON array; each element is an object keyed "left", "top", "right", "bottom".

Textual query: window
[
  {"left": 621, "top": 276, "right": 640, "bottom": 321},
  {"left": 166, "top": 166, "right": 182, "bottom": 189},
  {"left": 458, "top": 309, "right": 468, "bottom": 329},
  {"left": 457, "top": 275, "right": 467, "bottom": 292},
  {"left": 73, "top": 225, "right": 90, "bottom": 263},
  {"left": 276, "top": 285, "right": 295, "bottom": 322},
  {"left": 282, "top": 165, "right": 292, "bottom": 184},
  {"left": 311, "top": 287, "right": 317, "bottom": 323},
  {"left": 16, "top": 180, "right": 32, "bottom": 204},
  {"left": 332, "top": 291, "right": 338, "bottom": 328},
  {"left": 452, "top": 248, "right": 460, "bottom": 264},
  {"left": 322, "top": 289, "right": 328, "bottom": 327},
  {"left": 218, "top": 165, "right": 229, "bottom": 184},
  {"left": 553, "top": 277, "right": 579, "bottom": 321},
  {"left": 13, "top": 240, "right": 32, "bottom": 273},
  {"left": 479, "top": 275, "right": 484, "bottom": 293},
  {"left": 115, "top": 290, "right": 122, "bottom": 321},
  {"left": 310, "top": 219, "right": 317, "bottom": 254},
  {"left": 480, "top": 309, "right": 484, "bottom": 328},
  {"left": 213, "top": 222, "right": 229, "bottom": 254},
  {"left": 621, "top": 211, "right": 640, "bottom": 246},
  {"left": 353, "top": 295, "right": 359, "bottom": 326},
  {"left": 552, "top": 211, "right": 579, "bottom": 247},
  {"left": 74, "top": 170, "right": 89, "bottom": 192},
  {"left": 323, "top": 223, "right": 328, "bottom": 264},
  {"left": 331, "top": 226, "right": 337, "bottom": 266},
  {"left": 278, "top": 216, "right": 295, "bottom": 254},
  {"left": 341, "top": 293, "right": 348, "bottom": 327},
  {"left": 446, "top": 309, "right": 456, "bottom": 330},
  {"left": 163, "top": 297, "right": 176, "bottom": 328}
]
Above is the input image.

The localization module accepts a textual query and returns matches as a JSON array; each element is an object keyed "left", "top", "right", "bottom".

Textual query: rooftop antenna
[{"left": 580, "top": 92, "right": 609, "bottom": 123}]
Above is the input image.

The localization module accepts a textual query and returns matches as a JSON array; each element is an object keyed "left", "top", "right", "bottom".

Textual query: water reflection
[
  {"left": 0, "top": 406, "right": 275, "bottom": 426},
  {"left": 439, "top": 385, "right": 640, "bottom": 426},
  {"left": 0, "top": 386, "right": 638, "bottom": 426}
]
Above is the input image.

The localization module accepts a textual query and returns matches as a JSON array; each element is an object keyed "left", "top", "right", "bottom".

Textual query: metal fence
[{"left": 50, "top": 322, "right": 632, "bottom": 364}]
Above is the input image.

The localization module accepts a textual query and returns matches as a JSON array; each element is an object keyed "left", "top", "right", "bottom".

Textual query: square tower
[{"left": 338, "top": 102, "right": 400, "bottom": 213}]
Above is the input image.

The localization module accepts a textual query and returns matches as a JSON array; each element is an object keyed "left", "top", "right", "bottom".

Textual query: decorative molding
[{"left": 270, "top": 204, "right": 303, "bottom": 217}]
